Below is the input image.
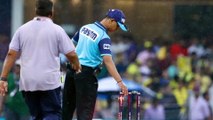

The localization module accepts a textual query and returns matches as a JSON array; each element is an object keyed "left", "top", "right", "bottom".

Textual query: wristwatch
[{"left": 0, "top": 77, "right": 7, "bottom": 81}]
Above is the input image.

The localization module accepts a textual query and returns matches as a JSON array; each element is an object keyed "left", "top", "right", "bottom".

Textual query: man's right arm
[
  {"left": 103, "top": 55, "right": 128, "bottom": 96},
  {"left": 65, "top": 51, "right": 81, "bottom": 73},
  {"left": 57, "top": 27, "right": 81, "bottom": 72},
  {"left": 0, "top": 49, "right": 19, "bottom": 96}
]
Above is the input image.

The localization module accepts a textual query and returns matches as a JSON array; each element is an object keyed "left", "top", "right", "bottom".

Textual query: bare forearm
[
  {"left": 107, "top": 66, "right": 122, "bottom": 82},
  {"left": 65, "top": 51, "right": 81, "bottom": 71},
  {"left": 103, "top": 55, "right": 128, "bottom": 95},
  {"left": 1, "top": 50, "right": 18, "bottom": 78},
  {"left": 67, "top": 53, "right": 79, "bottom": 65},
  {"left": 104, "top": 56, "right": 122, "bottom": 83}
]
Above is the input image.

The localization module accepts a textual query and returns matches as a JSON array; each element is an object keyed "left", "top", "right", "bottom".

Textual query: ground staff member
[
  {"left": 62, "top": 9, "right": 129, "bottom": 120},
  {"left": 0, "top": 0, "right": 81, "bottom": 119}
]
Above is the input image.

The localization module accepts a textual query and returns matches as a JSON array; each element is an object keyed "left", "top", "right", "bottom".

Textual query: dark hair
[
  {"left": 203, "top": 91, "right": 209, "bottom": 98},
  {"left": 35, "top": 0, "right": 53, "bottom": 16}
]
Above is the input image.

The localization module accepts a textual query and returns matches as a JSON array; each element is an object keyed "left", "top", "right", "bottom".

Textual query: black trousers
[
  {"left": 62, "top": 65, "right": 98, "bottom": 120},
  {"left": 22, "top": 87, "right": 62, "bottom": 120}
]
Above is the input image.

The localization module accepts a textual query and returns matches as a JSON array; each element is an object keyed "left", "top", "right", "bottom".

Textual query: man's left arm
[{"left": 98, "top": 38, "right": 128, "bottom": 95}]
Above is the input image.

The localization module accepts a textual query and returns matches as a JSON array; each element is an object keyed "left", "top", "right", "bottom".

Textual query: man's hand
[
  {"left": 66, "top": 51, "right": 81, "bottom": 73},
  {"left": 117, "top": 82, "right": 128, "bottom": 96},
  {"left": 0, "top": 81, "right": 8, "bottom": 96},
  {"left": 72, "top": 63, "right": 81, "bottom": 73}
]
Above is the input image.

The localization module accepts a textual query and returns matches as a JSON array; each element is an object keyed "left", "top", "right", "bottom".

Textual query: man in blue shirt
[{"left": 62, "top": 9, "right": 129, "bottom": 120}]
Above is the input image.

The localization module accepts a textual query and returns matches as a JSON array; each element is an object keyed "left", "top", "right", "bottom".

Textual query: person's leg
[
  {"left": 75, "top": 73, "right": 98, "bottom": 120},
  {"left": 22, "top": 91, "right": 42, "bottom": 120},
  {"left": 40, "top": 87, "right": 62, "bottom": 120},
  {"left": 62, "top": 69, "right": 76, "bottom": 120}
]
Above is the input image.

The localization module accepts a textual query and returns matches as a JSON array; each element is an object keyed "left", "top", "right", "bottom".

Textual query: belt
[
  {"left": 66, "top": 63, "right": 101, "bottom": 76},
  {"left": 81, "top": 65, "right": 95, "bottom": 70},
  {"left": 81, "top": 65, "right": 96, "bottom": 75}
]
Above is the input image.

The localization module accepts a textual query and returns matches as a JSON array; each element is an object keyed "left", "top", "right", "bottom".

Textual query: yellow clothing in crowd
[
  {"left": 173, "top": 87, "right": 188, "bottom": 113},
  {"left": 177, "top": 56, "right": 192, "bottom": 74}
]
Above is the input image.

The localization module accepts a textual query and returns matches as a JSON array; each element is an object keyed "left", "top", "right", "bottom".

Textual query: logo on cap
[{"left": 121, "top": 18, "right": 125, "bottom": 24}]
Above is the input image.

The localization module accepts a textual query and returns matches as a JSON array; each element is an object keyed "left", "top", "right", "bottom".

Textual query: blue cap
[{"left": 106, "top": 9, "right": 128, "bottom": 32}]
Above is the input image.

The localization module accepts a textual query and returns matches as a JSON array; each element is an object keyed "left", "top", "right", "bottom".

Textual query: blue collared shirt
[{"left": 72, "top": 21, "right": 112, "bottom": 68}]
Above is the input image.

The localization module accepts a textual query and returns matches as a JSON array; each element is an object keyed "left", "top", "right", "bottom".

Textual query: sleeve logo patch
[{"left": 103, "top": 44, "right": 110, "bottom": 49}]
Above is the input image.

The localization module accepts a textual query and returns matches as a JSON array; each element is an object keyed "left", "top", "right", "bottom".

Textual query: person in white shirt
[
  {"left": 144, "top": 97, "right": 165, "bottom": 120},
  {"left": 0, "top": 0, "right": 81, "bottom": 119},
  {"left": 188, "top": 86, "right": 210, "bottom": 120}
]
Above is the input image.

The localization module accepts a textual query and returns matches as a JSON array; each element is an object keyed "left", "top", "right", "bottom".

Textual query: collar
[
  {"left": 33, "top": 16, "right": 52, "bottom": 22},
  {"left": 94, "top": 21, "right": 107, "bottom": 32}
]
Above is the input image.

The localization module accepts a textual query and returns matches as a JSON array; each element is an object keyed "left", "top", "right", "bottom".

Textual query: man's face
[{"left": 108, "top": 19, "right": 119, "bottom": 32}]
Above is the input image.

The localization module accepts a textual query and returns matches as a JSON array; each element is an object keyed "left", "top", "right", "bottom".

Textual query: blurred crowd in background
[
  {"left": 93, "top": 34, "right": 213, "bottom": 120},
  {"left": 1, "top": 32, "right": 213, "bottom": 120}
]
